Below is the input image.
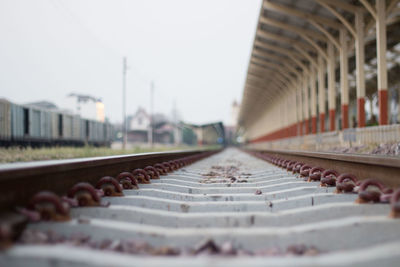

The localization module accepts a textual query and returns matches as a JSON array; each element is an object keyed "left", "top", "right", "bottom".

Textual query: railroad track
[{"left": 0, "top": 148, "right": 400, "bottom": 266}]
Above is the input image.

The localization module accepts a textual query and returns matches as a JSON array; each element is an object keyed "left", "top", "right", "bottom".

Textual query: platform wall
[{"left": 246, "top": 124, "right": 400, "bottom": 152}]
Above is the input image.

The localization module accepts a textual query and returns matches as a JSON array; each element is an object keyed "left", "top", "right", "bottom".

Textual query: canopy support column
[
  {"left": 318, "top": 54, "right": 326, "bottom": 132},
  {"left": 292, "top": 87, "right": 298, "bottom": 137},
  {"left": 355, "top": 11, "right": 366, "bottom": 128},
  {"left": 310, "top": 68, "right": 317, "bottom": 134},
  {"left": 297, "top": 83, "right": 303, "bottom": 135},
  {"left": 303, "top": 75, "right": 310, "bottom": 134},
  {"left": 376, "top": 0, "right": 388, "bottom": 125},
  {"left": 327, "top": 42, "right": 336, "bottom": 131},
  {"left": 340, "top": 29, "right": 349, "bottom": 129}
]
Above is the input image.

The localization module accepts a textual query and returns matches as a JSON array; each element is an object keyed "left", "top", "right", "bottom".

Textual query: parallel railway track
[{"left": 0, "top": 148, "right": 399, "bottom": 266}]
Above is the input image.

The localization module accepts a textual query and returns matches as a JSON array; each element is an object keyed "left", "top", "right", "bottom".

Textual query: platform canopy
[{"left": 239, "top": 0, "right": 400, "bottom": 141}]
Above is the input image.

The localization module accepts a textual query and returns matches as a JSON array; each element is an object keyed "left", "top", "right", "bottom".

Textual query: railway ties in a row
[{"left": 1, "top": 148, "right": 400, "bottom": 266}]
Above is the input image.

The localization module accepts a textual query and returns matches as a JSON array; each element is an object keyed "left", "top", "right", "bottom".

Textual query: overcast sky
[{"left": 0, "top": 0, "right": 261, "bottom": 125}]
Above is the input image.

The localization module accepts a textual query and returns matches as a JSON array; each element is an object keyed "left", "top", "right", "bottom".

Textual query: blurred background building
[
  {"left": 224, "top": 100, "right": 240, "bottom": 145},
  {"left": 126, "top": 107, "right": 181, "bottom": 145}
]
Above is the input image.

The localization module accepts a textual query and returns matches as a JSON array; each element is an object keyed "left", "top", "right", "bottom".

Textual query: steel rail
[
  {"left": 1, "top": 148, "right": 400, "bottom": 266},
  {"left": 0, "top": 148, "right": 220, "bottom": 212},
  {"left": 247, "top": 149, "right": 400, "bottom": 188}
]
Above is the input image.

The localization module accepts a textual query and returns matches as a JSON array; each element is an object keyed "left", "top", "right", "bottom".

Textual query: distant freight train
[{"left": 0, "top": 99, "right": 113, "bottom": 147}]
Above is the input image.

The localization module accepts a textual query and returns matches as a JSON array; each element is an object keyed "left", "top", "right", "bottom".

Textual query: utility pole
[
  {"left": 172, "top": 100, "right": 177, "bottom": 124},
  {"left": 149, "top": 81, "right": 154, "bottom": 147},
  {"left": 122, "top": 57, "right": 128, "bottom": 150},
  {"left": 172, "top": 100, "right": 179, "bottom": 145}
]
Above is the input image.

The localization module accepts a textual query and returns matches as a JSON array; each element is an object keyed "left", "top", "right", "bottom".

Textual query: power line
[
  {"left": 49, "top": 0, "right": 122, "bottom": 58},
  {"left": 49, "top": 0, "right": 154, "bottom": 85}
]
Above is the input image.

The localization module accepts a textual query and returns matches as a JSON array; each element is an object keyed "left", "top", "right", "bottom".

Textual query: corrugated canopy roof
[{"left": 238, "top": 0, "right": 400, "bottom": 130}]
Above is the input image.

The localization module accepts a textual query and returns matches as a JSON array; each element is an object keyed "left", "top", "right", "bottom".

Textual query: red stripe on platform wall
[
  {"left": 311, "top": 116, "right": 317, "bottom": 134},
  {"left": 378, "top": 90, "right": 388, "bottom": 125},
  {"left": 329, "top": 109, "right": 336, "bottom": 131},
  {"left": 341, "top": 104, "right": 349, "bottom": 129},
  {"left": 320, "top": 113, "right": 325, "bottom": 133},
  {"left": 250, "top": 123, "right": 298, "bottom": 143},
  {"left": 357, "top": 98, "right": 365, "bottom": 128}
]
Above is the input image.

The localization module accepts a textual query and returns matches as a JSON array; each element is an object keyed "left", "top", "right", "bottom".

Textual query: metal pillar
[
  {"left": 293, "top": 87, "right": 298, "bottom": 137},
  {"left": 297, "top": 84, "right": 303, "bottom": 135},
  {"left": 303, "top": 76, "right": 310, "bottom": 134},
  {"left": 355, "top": 11, "right": 366, "bottom": 128},
  {"left": 284, "top": 94, "right": 289, "bottom": 138},
  {"left": 318, "top": 54, "right": 326, "bottom": 132},
  {"left": 280, "top": 96, "right": 285, "bottom": 138},
  {"left": 310, "top": 67, "right": 317, "bottom": 134},
  {"left": 340, "top": 29, "right": 349, "bottom": 129},
  {"left": 327, "top": 42, "right": 336, "bottom": 131},
  {"left": 376, "top": 0, "right": 388, "bottom": 125}
]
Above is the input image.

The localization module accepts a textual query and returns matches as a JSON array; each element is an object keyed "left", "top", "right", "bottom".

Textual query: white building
[
  {"left": 128, "top": 107, "right": 150, "bottom": 131},
  {"left": 225, "top": 100, "right": 240, "bottom": 144},
  {"left": 126, "top": 107, "right": 182, "bottom": 144},
  {"left": 229, "top": 100, "right": 240, "bottom": 127},
  {"left": 65, "top": 94, "right": 105, "bottom": 122}
]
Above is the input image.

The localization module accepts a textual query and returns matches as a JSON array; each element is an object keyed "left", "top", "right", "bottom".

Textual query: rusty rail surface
[
  {"left": 0, "top": 149, "right": 219, "bottom": 212},
  {"left": 0, "top": 148, "right": 400, "bottom": 266},
  {"left": 247, "top": 149, "right": 400, "bottom": 188}
]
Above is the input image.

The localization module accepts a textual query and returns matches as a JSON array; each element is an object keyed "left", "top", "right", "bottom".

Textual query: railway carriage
[
  {"left": 0, "top": 99, "right": 11, "bottom": 144},
  {"left": 0, "top": 98, "right": 113, "bottom": 147}
]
